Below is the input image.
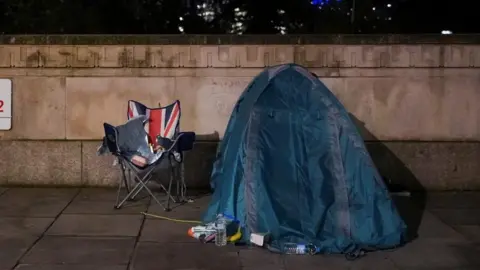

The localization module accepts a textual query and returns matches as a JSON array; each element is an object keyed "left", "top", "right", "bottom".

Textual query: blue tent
[{"left": 202, "top": 64, "right": 406, "bottom": 255}]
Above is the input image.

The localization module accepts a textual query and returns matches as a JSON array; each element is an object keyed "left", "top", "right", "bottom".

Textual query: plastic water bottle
[
  {"left": 283, "top": 243, "right": 318, "bottom": 255},
  {"left": 215, "top": 214, "right": 227, "bottom": 246}
]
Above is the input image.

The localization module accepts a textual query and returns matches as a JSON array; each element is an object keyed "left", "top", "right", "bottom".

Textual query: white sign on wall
[{"left": 0, "top": 79, "right": 12, "bottom": 130}]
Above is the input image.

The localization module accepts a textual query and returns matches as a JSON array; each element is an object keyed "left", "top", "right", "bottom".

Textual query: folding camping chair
[
  {"left": 102, "top": 116, "right": 171, "bottom": 210},
  {"left": 113, "top": 100, "right": 195, "bottom": 210}
]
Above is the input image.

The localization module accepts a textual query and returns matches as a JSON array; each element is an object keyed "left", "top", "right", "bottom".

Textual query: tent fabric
[{"left": 202, "top": 63, "right": 407, "bottom": 254}]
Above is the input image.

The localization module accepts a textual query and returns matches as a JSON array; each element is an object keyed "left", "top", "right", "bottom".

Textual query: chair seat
[{"left": 125, "top": 151, "right": 165, "bottom": 168}]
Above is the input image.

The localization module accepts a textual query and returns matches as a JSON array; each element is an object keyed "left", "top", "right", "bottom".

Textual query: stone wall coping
[{"left": 1, "top": 34, "right": 480, "bottom": 45}]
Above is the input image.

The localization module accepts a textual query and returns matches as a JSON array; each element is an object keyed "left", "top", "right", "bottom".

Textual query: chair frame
[{"left": 103, "top": 121, "right": 188, "bottom": 212}]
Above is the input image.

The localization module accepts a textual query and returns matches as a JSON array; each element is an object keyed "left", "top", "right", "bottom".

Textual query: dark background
[{"left": 0, "top": 0, "right": 478, "bottom": 34}]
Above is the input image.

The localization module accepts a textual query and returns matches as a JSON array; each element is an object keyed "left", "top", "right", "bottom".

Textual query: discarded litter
[
  {"left": 187, "top": 213, "right": 242, "bottom": 245},
  {"left": 215, "top": 214, "right": 227, "bottom": 246},
  {"left": 250, "top": 232, "right": 270, "bottom": 247},
  {"left": 282, "top": 243, "right": 319, "bottom": 255}
]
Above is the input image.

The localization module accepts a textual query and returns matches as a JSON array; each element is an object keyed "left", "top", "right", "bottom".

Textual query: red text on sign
[{"left": 0, "top": 100, "right": 3, "bottom": 112}]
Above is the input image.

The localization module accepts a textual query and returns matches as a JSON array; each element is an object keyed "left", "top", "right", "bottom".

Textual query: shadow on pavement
[{"left": 349, "top": 113, "right": 427, "bottom": 242}]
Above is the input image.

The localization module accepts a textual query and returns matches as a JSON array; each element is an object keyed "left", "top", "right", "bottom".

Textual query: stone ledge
[
  {"left": 1, "top": 34, "right": 480, "bottom": 45},
  {"left": 0, "top": 44, "right": 478, "bottom": 69},
  {"left": 0, "top": 67, "right": 479, "bottom": 78},
  {"left": 0, "top": 140, "right": 478, "bottom": 190}
]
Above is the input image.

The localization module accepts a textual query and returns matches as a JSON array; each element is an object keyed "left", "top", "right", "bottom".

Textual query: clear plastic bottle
[
  {"left": 215, "top": 214, "right": 227, "bottom": 246},
  {"left": 283, "top": 243, "right": 318, "bottom": 255}
]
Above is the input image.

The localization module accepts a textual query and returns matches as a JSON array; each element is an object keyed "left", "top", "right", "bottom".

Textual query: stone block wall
[{"left": 0, "top": 35, "right": 478, "bottom": 190}]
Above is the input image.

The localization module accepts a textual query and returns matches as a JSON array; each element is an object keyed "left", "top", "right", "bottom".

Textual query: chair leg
[
  {"left": 117, "top": 167, "right": 174, "bottom": 212},
  {"left": 157, "top": 184, "right": 176, "bottom": 203},
  {"left": 115, "top": 157, "right": 190, "bottom": 212},
  {"left": 115, "top": 159, "right": 130, "bottom": 209},
  {"left": 158, "top": 163, "right": 176, "bottom": 204},
  {"left": 126, "top": 168, "right": 132, "bottom": 195},
  {"left": 129, "top": 174, "right": 153, "bottom": 200},
  {"left": 122, "top": 162, "right": 132, "bottom": 193},
  {"left": 165, "top": 165, "right": 175, "bottom": 211},
  {"left": 180, "top": 162, "right": 185, "bottom": 201},
  {"left": 176, "top": 165, "right": 180, "bottom": 202},
  {"left": 116, "top": 172, "right": 152, "bottom": 209},
  {"left": 114, "top": 176, "right": 123, "bottom": 209},
  {"left": 132, "top": 173, "right": 167, "bottom": 211},
  {"left": 179, "top": 162, "right": 193, "bottom": 203},
  {"left": 116, "top": 187, "right": 133, "bottom": 209}
]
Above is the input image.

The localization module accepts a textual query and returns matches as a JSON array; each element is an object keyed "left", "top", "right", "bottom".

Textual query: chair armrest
[
  {"left": 177, "top": 132, "right": 196, "bottom": 151},
  {"left": 156, "top": 134, "right": 183, "bottom": 153},
  {"left": 97, "top": 135, "right": 123, "bottom": 156},
  {"left": 156, "top": 132, "right": 196, "bottom": 153},
  {"left": 156, "top": 136, "right": 175, "bottom": 151},
  {"left": 96, "top": 137, "right": 109, "bottom": 156}
]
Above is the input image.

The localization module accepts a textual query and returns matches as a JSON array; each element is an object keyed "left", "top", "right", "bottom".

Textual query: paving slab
[
  {"left": 0, "top": 237, "right": 38, "bottom": 270},
  {"left": 392, "top": 195, "right": 427, "bottom": 240},
  {"left": 76, "top": 188, "right": 127, "bottom": 201},
  {"left": 77, "top": 187, "right": 151, "bottom": 203},
  {"left": 415, "top": 211, "right": 466, "bottom": 241},
  {"left": 431, "top": 209, "right": 480, "bottom": 226},
  {"left": 15, "top": 265, "right": 127, "bottom": 270},
  {"left": 140, "top": 219, "right": 198, "bottom": 243},
  {"left": 386, "top": 239, "right": 480, "bottom": 269},
  {"left": 1, "top": 188, "right": 479, "bottom": 270},
  {"left": 46, "top": 214, "right": 144, "bottom": 237},
  {"left": 64, "top": 197, "right": 149, "bottom": 215},
  {"left": 425, "top": 192, "right": 480, "bottom": 209},
  {"left": 0, "top": 188, "right": 78, "bottom": 217},
  {"left": 243, "top": 266, "right": 286, "bottom": 270},
  {"left": 21, "top": 236, "right": 135, "bottom": 265},
  {"left": 453, "top": 225, "right": 480, "bottom": 243},
  {"left": 239, "top": 248, "right": 284, "bottom": 269},
  {"left": 184, "top": 193, "right": 214, "bottom": 209},
  {"left": 145, "top": 192, "right": 211, "bottom": 215},
  {"left": 147, "top": 201, "right": 205, "bottom": 220},
  {"left": 284, "top": 251, "right": 398, "bottom": 270},
  {"left": 67, "top": 188, "right": 150, "bottom": 215},
  {"left": 131, "top": 242, "right": 241, "bottom": 270},
  {"left": 0, "top": 217, "right": 54, "bottom": 238}
]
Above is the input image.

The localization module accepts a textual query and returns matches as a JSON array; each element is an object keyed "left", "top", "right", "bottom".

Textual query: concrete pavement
[{"left": 0, "top": 187, "right": 479, "bottom": 270}]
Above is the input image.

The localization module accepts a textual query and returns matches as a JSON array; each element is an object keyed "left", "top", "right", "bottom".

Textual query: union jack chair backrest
[{"left": 127, "top": 100, "right": 181, "bottom": 148}]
